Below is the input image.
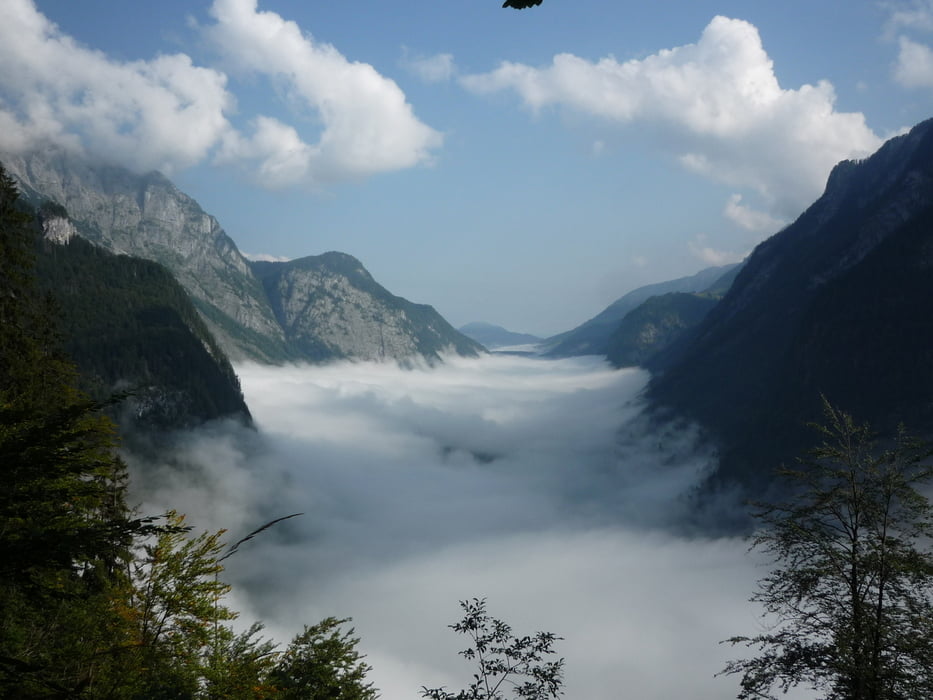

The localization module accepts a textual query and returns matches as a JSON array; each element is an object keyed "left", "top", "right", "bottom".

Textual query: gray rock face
[
  {"left": 41, "top": 215, "right": 77, "bottom": 244},
  {"left": 252, "top": 252, "right": 485, "bottom": 363},
  {"left": 2, "top": 147, "right": 286, "bottom": 362},
  {"left": 3, "top": 146, "right": 481, "bottom": 365}
]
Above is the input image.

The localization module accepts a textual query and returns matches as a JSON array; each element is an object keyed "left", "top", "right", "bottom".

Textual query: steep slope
[
  {"left": 2, "top": 147, "right": 288, "bottom": 362},
  {"left": 34, "top": 205, "right": 251, "bottom": 430},
  {"left": 605, "top": 292, "right": 719, "bottom": 368},
  {"left": 252, "top": 253, "right": 485, "bottom": 363},
  {"left": 648, "top": 117, "right": 933, "bottom": 491},
  {"left": 2, "top": 147, "right": 481, "bottom": 366},
  {"left": 545, "top": 263, "right": 739, "bottom": 357},
  {"left": 458, "top": 322, "right": 542, "bottom": 350}
]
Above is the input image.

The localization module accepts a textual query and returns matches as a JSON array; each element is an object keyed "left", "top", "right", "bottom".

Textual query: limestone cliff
[
  {"left": 2, "top": 147, "right": 481, "bottom": 365},
  {"left": 2, "top": 147, "right": 288, "bottom": 362},
  {"left": 252, "top": 252, "right": 484, "bottom": 363}
]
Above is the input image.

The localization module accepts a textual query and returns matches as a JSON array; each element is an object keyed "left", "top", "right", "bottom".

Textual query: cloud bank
[
  {"left": 124, "top": 355, "right": 782, "bottom": 700},
  {"left": 462, "top": 16, "right": 881, "bottom": 221},
  {"left": 206, "top": 0, "right": 442, "bottom": 185},
  {"left": 0, "top": 0, "right": 440, "bottom": 185}
]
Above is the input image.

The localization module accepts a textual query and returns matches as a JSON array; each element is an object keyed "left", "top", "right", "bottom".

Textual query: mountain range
[
  {"left": 458, "top": 322, "right": 543, "bottom": 350},
  {"left": 648, "top": 117, "right": 933, "bottom": 492},
  {"left": 1, "top": 148, "right": 482, "bottom": 370},
  {"left": 7, "top": 112, "right": 933, "bottom": 498},
  {"left": 544, "top": 263, "right": 740, "bottom": 358}
]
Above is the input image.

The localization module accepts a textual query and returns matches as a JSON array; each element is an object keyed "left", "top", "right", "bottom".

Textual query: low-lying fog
[{"left": 126, "top": 354, "right": 808, "bottom": 700}]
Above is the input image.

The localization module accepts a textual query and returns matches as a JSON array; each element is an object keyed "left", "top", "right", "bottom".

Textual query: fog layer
[{"left": 126, "top": 354, "right": 804, "bottom": 700}]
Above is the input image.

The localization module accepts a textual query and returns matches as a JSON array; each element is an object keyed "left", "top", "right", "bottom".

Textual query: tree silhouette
[{"left": 503, "top": 0, "right": 543, "bottom": 9}]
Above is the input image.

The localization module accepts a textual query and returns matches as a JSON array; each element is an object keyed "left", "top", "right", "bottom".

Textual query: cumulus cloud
[
  {"left": 894, "top": 36, "right": 933, "bottom": 88},
  {"left": 401, "top": 49, "right": 456, "bottom": 83},
  {"left": 0, "top": 0, "right": 440, "bottom": 186},
  {"left": 723, "top": 193, "right": 784, "bottom": 233},
  {"left": 462, "top": 16, "right": 881, "bottom": 219},
  {"left": 123, "top": 355, "right": 770, "bottom": 700},
  {"left": 205, "top": 0, "right": 442, "bottom": 184},
  {"left": 0, "top": 0, "right": 234, "bottom": 172}
]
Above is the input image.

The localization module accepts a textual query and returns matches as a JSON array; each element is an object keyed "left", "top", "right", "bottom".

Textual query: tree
[
  {"left": 422, "top": 598, "right": 564, "bottom": 700},
  {"left": 0, "top": 162, "right": 151, "bottom": 696},
  {"left": 269, "top": 616, "right": 378, "bottom": 700},
  {"left": 502, "top": 1, "right": 543, "bottom": 8},
  {"left": 721, "top": 401, "right": 933, "bottom": 700}
]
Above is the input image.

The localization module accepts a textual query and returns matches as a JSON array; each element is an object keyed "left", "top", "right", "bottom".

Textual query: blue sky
[{"left": 3, "top": 0, "right": 933, "bottom": 335}]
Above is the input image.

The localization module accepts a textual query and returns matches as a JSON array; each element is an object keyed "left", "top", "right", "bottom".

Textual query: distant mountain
[
  {"left": 2, "top": 147, "right": 480, "bottom": 366},
  {"left": 252, "top": 253, "right": 484, "bottom": 363},
  {"left": 605, "top": 292, "right": 719, "bottom": 368},
  {"left": 649, "top": 117, "right": 933, "bottom": 492},
  {"left": 545, "top": 263, "right": 740, "bottom": 358},
  {"left": 30, "top": 202, "right": 251, "bottom": 430},
  {"left": 458, "top": 322, "right": 542, "bottom": 350}
]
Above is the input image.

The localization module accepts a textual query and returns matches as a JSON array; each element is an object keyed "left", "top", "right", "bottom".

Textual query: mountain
[
  {"left": 458, "top": 322, "right": 542, "bottom": 350},
  {"left": 605, "top": 292, "right": 719, "bottom": 368},
  {"left": 544, "top": 263, "right": 740, "bottom": 358},
  {"left": 1, "top": 148, "right": 288, "bottom": 362},
  {"left": 1, "top": 147, "right": 480, "bottom": 365},
  {"left": 32, "top": 202, "right": 251, "bottom": 430},
  {"left": 648, "top": 117, "right": 933, "bottom": 492},
  {"left": 251, "top": 253, "right": 484, "bottom": 363}
]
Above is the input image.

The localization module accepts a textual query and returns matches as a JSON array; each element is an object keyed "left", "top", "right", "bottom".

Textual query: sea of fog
[{"left": 125, "top": 354, "right": 813, "bottom": 700}]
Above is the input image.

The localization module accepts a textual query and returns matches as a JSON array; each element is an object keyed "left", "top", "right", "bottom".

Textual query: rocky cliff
[
  {"left": 252, "top": 253, "right": 484, "bottom": 363},
  {"left": 2, "top": 147, "right": 481, "bottom": 365},
  {"left": 2, "top": 148, "right": 287, "bottom": 362}
]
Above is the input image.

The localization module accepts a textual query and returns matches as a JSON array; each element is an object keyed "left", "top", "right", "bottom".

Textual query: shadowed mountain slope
[{"left": 648, "top": 117, "right": 933, "bottom": 492}]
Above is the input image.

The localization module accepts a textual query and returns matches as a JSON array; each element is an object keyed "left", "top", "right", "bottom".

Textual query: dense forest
[{"left": 0, "top": 166, "right": 380, "bottom": 697}]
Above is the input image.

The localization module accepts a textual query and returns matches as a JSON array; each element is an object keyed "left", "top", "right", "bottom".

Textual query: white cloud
[
  {"left": 0, "top": 0, "right": 440, "bottom": 186},
  {"left": 689, "top": 234, "right": 747, "bottom": 267},
  {"left": 462, "top": 16, "right": 881, "bottom": 219},
  {"left": 127, "top": 356, "right": 765, "bottom": 700},
  {"left": 0, "top": 0, "right": 234, "bottom": 172},
  {"left": 723, "top": 193, "right": 784, "bottom": 233},
  {"left": 401, "top": 49, "right": 456, "bottom": 83},
  {"left": 884, "top": 0, "right": 933, "bottom": 37},
  {"left": 894, "top": 36, "right": 933, "bottom": 88},
  {"left": 205, "top": 0, "right": 442, "bottom": 184}
]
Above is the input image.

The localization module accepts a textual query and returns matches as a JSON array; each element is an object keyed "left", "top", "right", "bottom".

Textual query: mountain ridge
[
  {"left": 648, "top": 117, "right": 933, "bottom": 492},
  {"left": 1, "top": 146, "right": 480, "bottom": 366}
]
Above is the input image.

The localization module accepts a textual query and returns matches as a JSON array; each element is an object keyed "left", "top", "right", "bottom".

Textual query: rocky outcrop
[
  {"left": 2, "top": 147, "right": 288, "bottom": 362},
  {"left": 2, "top": 147, "right": 481, "bottom": 366},
  {"left": 252, "top": 252, "right": 484, "bottom": 363}
]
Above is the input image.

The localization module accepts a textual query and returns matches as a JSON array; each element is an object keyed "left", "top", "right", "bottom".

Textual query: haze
[{"left": 126, "top": 355, "right": 815, "bottom": 699}]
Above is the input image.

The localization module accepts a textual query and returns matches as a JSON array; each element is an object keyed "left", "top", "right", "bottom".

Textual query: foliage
[
  {"left": 422, "top": 598, "right": 564, "bottom": 700},
  {"left": 0, "top": 160, "right": 147, "bottom": 697},
  {"left": 721, "top": 401, "right": 933, "bottom": 699},
  {"left": 0, "top": 162, "right": 385, "bottom": 697},
  {"left": 35, "top": 226, "right": 250, "bottom": 429},
  {"left": 269, "top": 617, "right": 378, "bottom": 699}
]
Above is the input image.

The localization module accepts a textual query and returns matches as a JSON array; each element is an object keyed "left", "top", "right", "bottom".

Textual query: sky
[
  {"left": 2, "top": 0, "right": 933, "bottom": 335},
  {"left": 125, "top": 355, "right": 818, "bottom": 700}
]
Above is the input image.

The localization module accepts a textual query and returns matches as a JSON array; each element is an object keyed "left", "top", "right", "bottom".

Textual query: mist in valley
[{"left": 125, "top": 354, "right": 803, "bottom": 700}]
